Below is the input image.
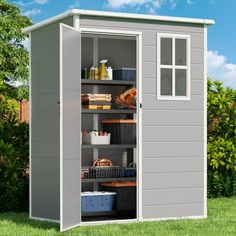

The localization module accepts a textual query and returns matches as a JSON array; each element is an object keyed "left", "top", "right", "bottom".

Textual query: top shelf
[{"left": 81, "top": 79, "right": 136, "bottom": 86}]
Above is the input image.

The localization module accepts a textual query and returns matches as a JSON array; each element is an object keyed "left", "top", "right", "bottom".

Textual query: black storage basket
[
  {"left": 102, "top": 119, "right": 136, "bottom": 144},
  {"left": 113, "top": 68, "right": 136, "bottom": 81},
  {"left": 82, "top": 166, "right": 124, "bottom": 179}
]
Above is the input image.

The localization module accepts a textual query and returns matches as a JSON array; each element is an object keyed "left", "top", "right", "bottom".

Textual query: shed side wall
[
  {"left": 31, "top": 17, "right": 73, "bottom": 221},
  {"left": 79, "top": 16, "right": 205, "bottom": 219}
]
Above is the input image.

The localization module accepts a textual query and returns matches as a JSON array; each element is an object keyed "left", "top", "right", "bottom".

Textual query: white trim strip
[
  {"left": 30, "top": 216, "right": 60, "bottom": 224},
  {"left": 29, "top": 32, "right": 32, "bottom": 219},
  {"left": 80, "top": 27, "right": 142, "bottom": 36},
  {"left": 137, "top": 32, "right": 143, "bottom": 220},
  {"left": 203, "top": 26, "right": 208, "bottom": 218},
  {"left": 22, "top": 9, "right": 215, "bottom": 33},
  {"left": 59, "top": 23, "right": 63, "bottom": 232},
  {"left": 141, "top": 215, "right": 206, "bottom": 222}
]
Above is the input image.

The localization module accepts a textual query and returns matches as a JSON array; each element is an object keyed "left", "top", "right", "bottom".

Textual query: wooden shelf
[
  {"left": 82, "top": 109, "right": 136, "bottom": 114},
  {"left": 82, "top": 177, "right": 136, "bottom": 183},
  {"left": 81, "top": 79, "right": 136, "bottom": 86},
  {"left": 82, "top": 144, "right": 136, "bottom": 149}
]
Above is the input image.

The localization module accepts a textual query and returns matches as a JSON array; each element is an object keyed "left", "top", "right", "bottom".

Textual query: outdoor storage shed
[{"left": 23, "top": 9, "right": 214, "bottom": 231}]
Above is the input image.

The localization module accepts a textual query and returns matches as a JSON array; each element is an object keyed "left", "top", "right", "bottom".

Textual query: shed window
[{"left": 157, "top": 33, "right": 190, "bottom": 100}]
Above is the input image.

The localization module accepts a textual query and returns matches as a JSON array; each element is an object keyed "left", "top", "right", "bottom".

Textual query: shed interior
[{"left": 81, "top": 33, "right": 138, "bottom": 222}]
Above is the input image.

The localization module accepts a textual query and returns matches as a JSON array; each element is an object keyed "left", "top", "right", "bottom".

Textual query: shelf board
[
  {"left": 82, "top": 177, "right": 136, "bottom": 183},
  {"left": 82, "top": 210, "right": 117, "bottom": 217},
  {"left": 82, "top": 109, "right": 136, "bottom": 114},
  {"left": 82, "top": 144, "right": 136, "bottom": 149},
  {"left": 81, "top": 79, "right": 136, "bottom": 86}
]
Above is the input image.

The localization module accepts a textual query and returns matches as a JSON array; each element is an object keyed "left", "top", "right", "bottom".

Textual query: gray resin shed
[{"left": 23, "top": 9, "right": 214, "bottom": 231}]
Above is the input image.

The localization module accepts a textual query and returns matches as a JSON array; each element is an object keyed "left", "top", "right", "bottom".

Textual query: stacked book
[{"left": 81, "top": 94, "right": 112, "bottom": 110}]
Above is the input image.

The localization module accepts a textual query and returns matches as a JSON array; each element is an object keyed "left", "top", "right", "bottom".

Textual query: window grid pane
[
  {"left": 161, "top": 38, "right": 172, "bottom": 65},
  {"left": 175, "top": 38, "right": 187, "bottom": 66},
  {"left": 175, "top": 69, "right": 187, "bottom": 96},
  {"left": 161, "top": 68, "right": 172, "bottom": 96}
]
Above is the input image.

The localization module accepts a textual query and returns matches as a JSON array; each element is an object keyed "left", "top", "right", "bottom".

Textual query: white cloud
[
  {"left": 68, "top": 0, "right": 80, "bottom": 10},
  {"left": 34, "top": 0, "right": 48, "bottom": 4},
  {"left": 170, "top": 0, "right": 176, "bottom": 10},
  {"left": 106, "top": 0, "right": 165, "bottom": 10},
  {"left": 208, "top": 50, "right": 236, "bottom": 89},
  {"left": 14, "top": 0, "right": 48, "bottom": 7},
  {"left": 14, "top": 1, "right": 27, "bottom": 7},
  {"left": 187, "top": 0, "right": 194, "bottom": 4},
  {"left": 22, "top": 38, "right": 30, "bottom": 51},
  {"left": 24, "top": 8, "right": 41, "bottom": 17}
]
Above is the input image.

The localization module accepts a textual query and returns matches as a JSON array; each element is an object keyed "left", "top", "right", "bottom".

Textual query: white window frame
[{"left": 157, "top": 33, "right": 191, "bottom": 100}]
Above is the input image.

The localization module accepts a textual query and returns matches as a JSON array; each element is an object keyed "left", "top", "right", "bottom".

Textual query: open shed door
[{"left": 60, "top": 23, "right": 81, "bottom": 231}]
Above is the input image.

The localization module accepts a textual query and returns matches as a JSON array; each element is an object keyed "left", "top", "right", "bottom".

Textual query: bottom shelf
[
  {"left": 82, "top": 211, "right": 136, "bottom": 222},
  {"left": 82, "top": 210, "right": 117, "bottom": 217},
  {"left": 82, "top": 177, "right": 136, "bottom": 183}
]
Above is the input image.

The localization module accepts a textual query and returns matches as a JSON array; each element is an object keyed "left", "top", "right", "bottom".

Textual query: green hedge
[
  {"left": 207, "top": 79, "right": 236, "bottom": 197},
  {"left": 0, "top": 95, "right": 29, "bottom": 211}
]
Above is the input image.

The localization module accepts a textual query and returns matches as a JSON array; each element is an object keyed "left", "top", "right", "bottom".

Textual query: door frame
[{"left": 78, "top": 27, "right": 143, "bottom": 224}]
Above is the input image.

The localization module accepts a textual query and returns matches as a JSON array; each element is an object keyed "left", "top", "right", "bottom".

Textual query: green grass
[{"left": 1, "top": 198, "right": 236, "bottom": 236}]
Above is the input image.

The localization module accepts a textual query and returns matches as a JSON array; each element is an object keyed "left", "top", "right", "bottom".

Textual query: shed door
[{"left": 60, "top": 23, "right": 81, "bottom": 231}]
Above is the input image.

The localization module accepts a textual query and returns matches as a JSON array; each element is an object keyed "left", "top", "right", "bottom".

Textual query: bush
[
  {"left": 0, "top": 94, "right": 29, "bottom": 211},
  {"left": 207, "top": 79, "right": 236, "bottom": 197},
  {"left": 207, "top": 138, "right": 236, "bottom": 197}
]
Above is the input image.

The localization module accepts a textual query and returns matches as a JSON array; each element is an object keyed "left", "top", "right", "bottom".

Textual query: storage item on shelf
[
  {"left": 82, "top": 131, "right": 111, "bottom": 145},
  {"left": 81, "top": 167, "right": 89, "bottom": 179},
  {"left": 115, "top": 87, "right": 137, "bottom": 109},
  {"left": 81, "top": 191, "right": 116, "bottom": 213},
  {"left": 82, "top": 101, "right": 112, "bottom": 110},
  {"left": 99, "top": 59, "right": 109, "bottom": 80},
  {"left": 93, "top": 158, "right": 113, "bottom": 167},
  {"left": 81, "top": 68, "right": 88, "bottom": 79},
  {"left": 101, "top": 181, "right": 136, "bottom": 211},
  {"left": 81, "top": 94, "right": 112, "bottom": 102},
  {"left": 82, "top": 93, "right": 112, "bottom": 110},
  {"left": 124, "top": 163, "right": 136, "bottom": 177},
  {"left": 89, "top": 66, "right": 95, "bottom": 80},
  {"left": 113, "top": 68, "right": 136, "bottom": 81},
  {"left": 82, "top": 104, "right": 111, "bottom": 110},
  {"left": 102, "top": 119, "right": 136, "bottom": 144},
  {"left": 107, "top": 66, "right": 113, "bottom": 80},
  {"left": 94, "top": 67, "right": 100, "bottom": 80},
  {"left": 81, "top": 166, "right": 123, "bottom": 179}
]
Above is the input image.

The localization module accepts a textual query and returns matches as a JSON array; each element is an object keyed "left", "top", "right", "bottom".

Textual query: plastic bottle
[
  {"left": 99, "top": 59, "right": 109, "bottom": 80},
  {"left": 107, "top": 66, "right": 113, "bottom": 80}
]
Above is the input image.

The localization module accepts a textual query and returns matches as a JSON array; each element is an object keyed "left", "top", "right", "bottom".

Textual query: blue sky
[{"left": 11, "top": 0, "right": 236, "bottom": 88}]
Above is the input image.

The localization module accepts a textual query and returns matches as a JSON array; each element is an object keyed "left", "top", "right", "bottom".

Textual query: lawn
[{"left": 1, "top": 197, "right": 236, "bottom": 236}]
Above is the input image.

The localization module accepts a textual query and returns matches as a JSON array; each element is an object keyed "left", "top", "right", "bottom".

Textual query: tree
[
  {"left": 0, "top": 0, "right": 32, "bottom": 99},
  {"left": 0, "top": 0, "right": 31, "bottom": 211}
]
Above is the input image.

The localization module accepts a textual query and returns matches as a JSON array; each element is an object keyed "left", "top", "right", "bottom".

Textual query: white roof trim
[{"left": 22, "top": 9, "right": 215, "bottom": 33}]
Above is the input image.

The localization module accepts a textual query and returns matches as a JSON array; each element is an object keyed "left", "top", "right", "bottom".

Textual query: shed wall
[
  {"left": 31, "top": 16, "right": 73, "bottom": 221},
  {"left": 79, "top": 16, "right": 205, "bottom": 219}
]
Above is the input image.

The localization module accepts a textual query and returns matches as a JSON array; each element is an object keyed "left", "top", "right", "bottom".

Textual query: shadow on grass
[{"left": 0, "top": 212, "right": 60, "bottom": 232}]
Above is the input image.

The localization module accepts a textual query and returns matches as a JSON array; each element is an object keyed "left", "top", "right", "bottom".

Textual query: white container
[
  {"left": 82, "top": 133, "right": 111, "bottom": 145},
  {"left": 107, "top": 66, "right": 113, "bottom": 80}
]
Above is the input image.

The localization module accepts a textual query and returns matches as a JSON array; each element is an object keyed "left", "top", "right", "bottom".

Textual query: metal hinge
[{"left": 140, "top": 103, "right": 142, "bottom": 109}]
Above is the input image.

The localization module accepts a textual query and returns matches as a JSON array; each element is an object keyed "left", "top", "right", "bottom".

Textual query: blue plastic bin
[
  {"left": 113, "top": 68, "right": 136, "bottom": 81},
  {"left": 81, "top": 192, "right": 116, "bottom": 213}
]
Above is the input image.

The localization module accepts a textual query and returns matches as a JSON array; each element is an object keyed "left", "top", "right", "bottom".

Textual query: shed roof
[{"left": 22, "top": 9, "right": 215, "bottom": 33}]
